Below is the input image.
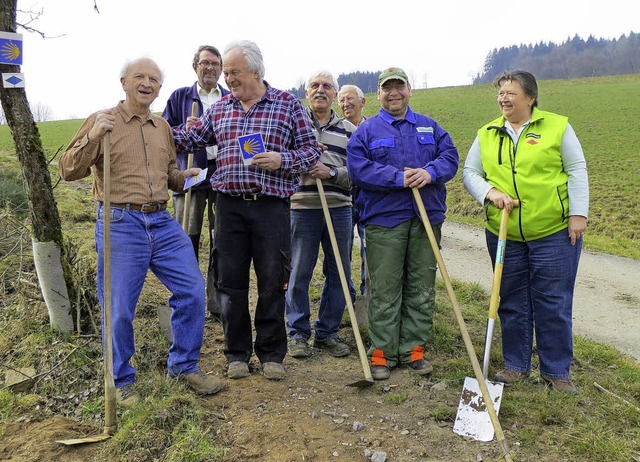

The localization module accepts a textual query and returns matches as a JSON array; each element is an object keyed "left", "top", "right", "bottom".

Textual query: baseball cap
[{"left": 378, "top": 67, "right": 409, "bottom": 86}]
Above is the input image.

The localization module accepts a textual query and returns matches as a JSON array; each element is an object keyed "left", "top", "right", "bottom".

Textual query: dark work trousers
[{"left": 213, "top": 193, "right": 291, "bottom": 364}]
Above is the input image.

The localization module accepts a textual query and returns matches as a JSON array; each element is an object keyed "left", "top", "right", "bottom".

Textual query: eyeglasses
[
  {"left": 380, "top": 83, "right": 407, "bottom": 93},
  {"left": 496, "top": 91, "right": 520, "bottom": 101},
  {"left": 309, "top": 82, "right": 334, "bottom": 91},
  {"left": 198, "top": 60, "right": 221, "bottom": 68}
]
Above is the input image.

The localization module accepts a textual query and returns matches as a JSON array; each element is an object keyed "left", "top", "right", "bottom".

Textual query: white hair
[
  {"left": 338, "top": 84, "right": 364, "bottom": 99},
  {"left": 306, "top": 70, "right": 339, "bottom": 90},
  {"left": 119, "top": 57, "right": 164, "bottom": 83}
]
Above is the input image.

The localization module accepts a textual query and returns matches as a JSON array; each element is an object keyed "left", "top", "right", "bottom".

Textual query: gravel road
[{"left": 439, "top": 221, "right": 640, "bottom": 362}]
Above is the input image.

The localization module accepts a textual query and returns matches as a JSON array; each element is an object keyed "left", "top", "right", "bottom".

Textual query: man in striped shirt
[
  {"left": 173, "top": 41, "right": 320, "bottom": 381},
  {"left": 285, "top": 71, "right": 356, "bottom": 359}
]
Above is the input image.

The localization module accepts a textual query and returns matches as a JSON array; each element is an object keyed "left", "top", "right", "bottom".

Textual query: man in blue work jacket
[{"left": 346, "top": 68, "right": 459, "bottom": 380}]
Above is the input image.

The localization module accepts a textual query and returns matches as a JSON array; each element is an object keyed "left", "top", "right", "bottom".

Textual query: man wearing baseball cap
[{"left": 346, "top": 67, "right": 459, "bottom": 380}]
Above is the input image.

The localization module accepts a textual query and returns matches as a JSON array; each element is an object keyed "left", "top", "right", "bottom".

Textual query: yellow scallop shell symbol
[
  {"left": 1, "top": 41, "right": 20, "bottom": 61},
  {"left": 243, "top": 138, "right": 261, "bottom": 155}
]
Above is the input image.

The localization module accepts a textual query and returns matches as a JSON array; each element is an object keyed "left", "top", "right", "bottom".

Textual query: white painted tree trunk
[{"left": 32, "top": 239, "right": 73, "bottom": 332}]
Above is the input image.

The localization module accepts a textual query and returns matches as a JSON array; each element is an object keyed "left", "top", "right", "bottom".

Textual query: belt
[
  {"left": 241, "top": 193, "right": 259, "bottom": 201},
  {"left": 101, "top": 202, "right": 167, "bottom": 213}
]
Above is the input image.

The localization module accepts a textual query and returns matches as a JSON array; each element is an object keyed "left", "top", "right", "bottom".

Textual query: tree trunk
[{"left": 0, "top": 0, "right": 73, "bottom": 332}]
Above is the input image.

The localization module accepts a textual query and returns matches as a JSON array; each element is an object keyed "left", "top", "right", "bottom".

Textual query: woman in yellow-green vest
[{"left": 462, "top": 70, "right": 589, "bottom": 395}]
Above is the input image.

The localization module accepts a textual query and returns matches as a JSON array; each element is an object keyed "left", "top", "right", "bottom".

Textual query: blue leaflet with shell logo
[{"left": 238, "top": 133, "right": 266, "bottom": 165}]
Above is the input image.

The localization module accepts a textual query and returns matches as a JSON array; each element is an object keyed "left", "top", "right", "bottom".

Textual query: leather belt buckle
[
  {"left": 242, "top": 193, "right": 258, "bottom": 201},
  {"left": 140, "top": 203, "right": 162, "bottom": 212}
]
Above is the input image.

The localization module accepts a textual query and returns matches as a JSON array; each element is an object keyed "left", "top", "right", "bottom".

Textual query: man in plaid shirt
[{"left": 173, "top": 40, "right": 320, "bottom": 381}]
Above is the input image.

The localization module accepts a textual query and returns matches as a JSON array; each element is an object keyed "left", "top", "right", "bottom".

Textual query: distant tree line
[
  {"left": 473, "top": 32, "right": 640, "bottom": 84},
  {"left": 285, "top": 32, "right": 639, "bottom": 98}
]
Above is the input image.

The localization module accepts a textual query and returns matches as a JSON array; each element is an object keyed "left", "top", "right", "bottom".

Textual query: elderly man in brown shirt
[{"left": 59, "top": 57, "right": 224, "bottom": 406}]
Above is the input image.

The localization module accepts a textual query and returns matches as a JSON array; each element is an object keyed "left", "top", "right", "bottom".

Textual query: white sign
[{"left": 2, "top": 73, "right": 25, "bottom": 88}]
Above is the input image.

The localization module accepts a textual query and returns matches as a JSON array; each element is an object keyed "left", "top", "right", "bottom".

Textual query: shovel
[
  {"left": 58, "top": 132, "right": 116, "bottom": 445},
  {"left": 316, "top": 178, "right": 374, "bottom": 387},
  {"left": 453, "top": 203, "right": 517, "bottom": 442},
  {"left": 411, "top": 188, "right": 512, "bottom": 461}
]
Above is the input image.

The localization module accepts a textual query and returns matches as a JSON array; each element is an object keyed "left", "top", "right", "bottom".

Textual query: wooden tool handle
[
  {"left": 103, "top": 131, "right": 117, "bottom": 433},
  {"left": 181, "top": 102, "right": 200, "bottom": 232},
  {"left": 316, "top": 178, "right": 373, "bottom": 382}
]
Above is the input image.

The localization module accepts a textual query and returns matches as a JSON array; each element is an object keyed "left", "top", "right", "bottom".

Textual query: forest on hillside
[
  {"left": 287, "top": 32, "right": 639, "bottom": 97},
  {"left": 473, "top": 32, "right": 640, "bottom": 84}
]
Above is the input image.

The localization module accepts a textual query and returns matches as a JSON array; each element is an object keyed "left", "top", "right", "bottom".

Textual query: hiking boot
[
  {"left": 116, "top": 384, "right": 141, "bottom": 407},
  {"left": 227, "top": 361, "right": 250, "bottom": 379},
  {"left": 313, "top": 337, "right": 350, "bottom": 357},
  {"left": 288, "top": 338, "right": 312, "bottom": 358},
  {"left": 494, "top": 369, "right": 530, "bottom": 385},
  {"left": 408, "top": 359, "right": 433, "bottom": 376},
  {"left": 262, "top": 362, "right": 285, "bottom": 381},
  {"left": 371, "top": 365, "right": 391, "bottom": 380},
  {"left": 541, "top": 375, "right": 578, "bottom": 395},
  {"left": 178, "top": 370, "right": 225, "bottom": 395}
]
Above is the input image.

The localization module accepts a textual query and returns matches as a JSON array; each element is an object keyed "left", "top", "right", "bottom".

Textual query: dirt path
[{"left": 439, "top": 221, "right": 640, "bottom": 362}]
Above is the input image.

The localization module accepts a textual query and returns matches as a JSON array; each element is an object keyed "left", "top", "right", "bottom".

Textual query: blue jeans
[
  {"left": 350, "top": 208, "right": 367, "bottom": 296},
  {"left": 487, "top": 228, "right": 582, "bottom": 379},
  {"left": 286, "top": 207, "right": 352, "bottom": 341},
  {"left": 95, "top": 206, "right": 205, "bottom": 387}
]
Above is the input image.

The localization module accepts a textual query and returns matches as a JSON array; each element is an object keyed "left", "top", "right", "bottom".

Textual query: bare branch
[{"left": 15, "top": 8, "right": 65, "bottom": 39}]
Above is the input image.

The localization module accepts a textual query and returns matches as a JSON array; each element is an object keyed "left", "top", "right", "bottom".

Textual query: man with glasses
[
  {"left": 285, "top": 71, "right": 356, "bottom": 359},
  {"left": 347, "top": 68, "right": 459, "bottom": 380},
  {"left": 163, "top": 45, "right": 230, "bottom": 323}
]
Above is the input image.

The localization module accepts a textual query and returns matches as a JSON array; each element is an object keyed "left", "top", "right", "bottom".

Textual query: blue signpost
[{"left": 0, "top": 31, "right": 23, "bottom": 65}]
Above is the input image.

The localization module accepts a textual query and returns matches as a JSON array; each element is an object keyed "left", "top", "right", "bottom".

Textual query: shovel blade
[
  {"left": 453, "top": 376, "right": 504, "bottom": 442},
  {"left": 57, "top": 434, "right": 111, "bottom": 445}
]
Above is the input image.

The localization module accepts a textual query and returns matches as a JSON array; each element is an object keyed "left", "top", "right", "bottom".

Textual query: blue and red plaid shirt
[{"left": 173, "top": 82, "right": 321, "bottom": 198}]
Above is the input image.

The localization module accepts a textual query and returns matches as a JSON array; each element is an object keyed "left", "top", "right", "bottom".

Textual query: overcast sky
[{"left": 14, "top": 0, "right": 638, "bottom": 120}]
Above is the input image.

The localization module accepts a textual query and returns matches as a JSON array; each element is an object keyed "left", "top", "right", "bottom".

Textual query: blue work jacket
[{"left": 347, "top": 107, "right": 459, "bottom": 227}]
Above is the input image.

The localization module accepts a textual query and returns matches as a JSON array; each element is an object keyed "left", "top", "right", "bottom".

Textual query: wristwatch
[{"left": 329, "top": 167, "right": 337, "bottom": 181}]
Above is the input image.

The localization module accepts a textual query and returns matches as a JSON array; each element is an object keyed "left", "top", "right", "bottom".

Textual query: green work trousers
[{"left": 365, "top": 218, "right": 441, "bottom": 368}]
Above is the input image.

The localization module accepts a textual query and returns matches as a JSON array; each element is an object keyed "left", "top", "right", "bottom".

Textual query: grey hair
[
  {"left": 306, "top": 70, "right": 339, "bottom": 91},
  {"left": 338, "top": 84, "right": 364, "bottom": 99},
  {"left": 192, "top": 45, "right": 222, "bottom": 67},
  {"left": 119, "top": 57, "right": 164, "bottom": 83},
  {"left": 224, "top": 40, "right": 265, "bottom": 81},
  {"left": 494, "top": 70, "right": 538, "bottom": 107}
]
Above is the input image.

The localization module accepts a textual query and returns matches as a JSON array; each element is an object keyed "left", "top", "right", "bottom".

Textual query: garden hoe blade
[
  {"left": 453, "top": 204, "right": 516, "bottom": 442},
  {"left": 57, "top": 434, "right": 112, "bottom": 445},
  {"left": 58, "top": 132, "right": 116, "bottom": 445},
  {"left": 316, "top": 179, "right": 374, "bottom": 388}
]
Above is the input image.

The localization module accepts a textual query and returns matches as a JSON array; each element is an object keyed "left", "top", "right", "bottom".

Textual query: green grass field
[{"left": 2, "top": 73, "right": 637, "bottom": 259}]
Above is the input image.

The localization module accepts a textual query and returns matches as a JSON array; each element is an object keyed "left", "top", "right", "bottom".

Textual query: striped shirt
[
  {"left": 173, "top": 83, "right": 321, "bottom": 198},
  {"left": 59, "top": 102, "right": 184, "bottom": 204},
  {"left": 291, "top": 107, "right": 355, "bottom": 210}
]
